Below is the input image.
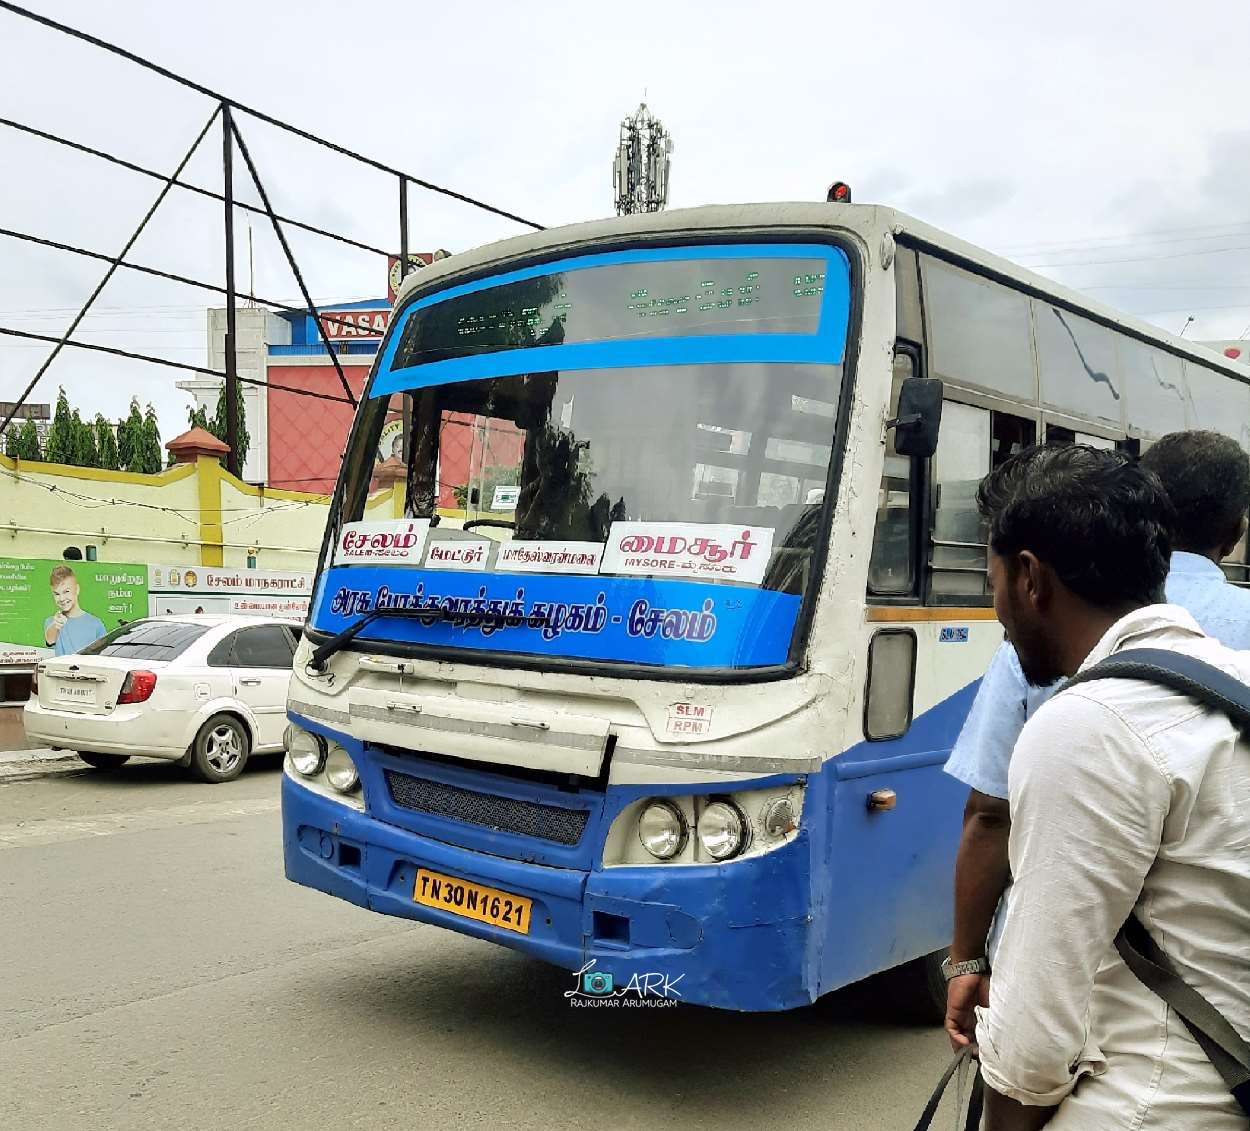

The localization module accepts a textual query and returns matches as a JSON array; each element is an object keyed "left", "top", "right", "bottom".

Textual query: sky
[{"left": 2, "top": 0, "right": 1250, "bottom": 441}]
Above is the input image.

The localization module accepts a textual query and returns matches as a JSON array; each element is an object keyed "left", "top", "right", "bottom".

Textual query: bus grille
[{"left": 384, "top": 770, "right": 590, "bottom": 847}]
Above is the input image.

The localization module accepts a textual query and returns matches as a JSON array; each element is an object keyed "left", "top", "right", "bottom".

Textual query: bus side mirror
[{"left": 889, "top": 378, "right": 943, "bottom": 459}]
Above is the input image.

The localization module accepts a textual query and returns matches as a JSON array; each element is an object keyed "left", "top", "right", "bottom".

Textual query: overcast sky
[{"left": 3, "top": 0, "right": 1250, "bottom": 439}]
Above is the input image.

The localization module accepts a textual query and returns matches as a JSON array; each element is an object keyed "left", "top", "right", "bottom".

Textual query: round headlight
[
  {"left": 698, "top": 800, "right": 748, "bottom": 861},
  {"left": 637, "top": 800, "right": 687, "bottom": 860},
  {"left": 761, "top": 797, "right": 798, "bottom": 840},
  {"left": 286, "top": 725, "right": 326, "bottom": 777},
  {"left": 325, "top": 743, "right": 360, "bottom": 793}
]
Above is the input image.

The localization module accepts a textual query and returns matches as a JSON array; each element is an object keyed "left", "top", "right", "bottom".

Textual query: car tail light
[{"left": 117, "top": 670, "right": 158, "bottom": 705}]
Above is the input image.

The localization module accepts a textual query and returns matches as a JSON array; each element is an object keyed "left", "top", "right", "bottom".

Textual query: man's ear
[
  {"left": 1218, "top": 516, "right": 1248, "bottom": 561},
  {"left": 1016, "top": 550, "right": 1052, "bottom": 612}
]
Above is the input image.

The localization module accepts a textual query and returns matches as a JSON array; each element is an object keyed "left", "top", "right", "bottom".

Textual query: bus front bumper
[{"left": 282, "top": 773, "right": 817, "bottom": 1012}]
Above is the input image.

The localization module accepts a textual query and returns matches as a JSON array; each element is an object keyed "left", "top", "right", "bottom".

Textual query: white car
[{"left": 24, "top": 614, "right": 300, "bottom": 783}]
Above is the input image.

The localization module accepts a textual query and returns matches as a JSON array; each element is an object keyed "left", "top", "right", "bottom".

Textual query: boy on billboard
[{"left": 44, "top": 565, "right": 106, "bottom": 656}]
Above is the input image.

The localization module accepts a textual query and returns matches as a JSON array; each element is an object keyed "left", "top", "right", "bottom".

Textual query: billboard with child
[{"left": 0, "top": 558, "right": 148, "bottom": 665}]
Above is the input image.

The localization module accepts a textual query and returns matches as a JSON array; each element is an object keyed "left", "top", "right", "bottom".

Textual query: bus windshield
[{"left": 315, "top": 243, "right": 853, "bottom": 674}]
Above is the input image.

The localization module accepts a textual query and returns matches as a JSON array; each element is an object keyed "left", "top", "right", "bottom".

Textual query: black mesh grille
[{"left": 384, "top": 770, "right": 590, "bottom": 846}]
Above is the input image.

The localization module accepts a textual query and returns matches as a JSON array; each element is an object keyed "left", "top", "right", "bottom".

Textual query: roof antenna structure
[{"left": 612, "top": 102, "right": 673, "bottom": 216}]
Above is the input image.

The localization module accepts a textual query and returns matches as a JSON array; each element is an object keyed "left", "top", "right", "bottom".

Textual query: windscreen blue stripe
[{"left": 369, "top": 243, "right": 851, "bottom": 398}]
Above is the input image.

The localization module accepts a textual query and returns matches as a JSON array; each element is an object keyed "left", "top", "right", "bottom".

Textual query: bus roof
[{"left": 396, "top": 202, "right": 1246, "bottom": 385}]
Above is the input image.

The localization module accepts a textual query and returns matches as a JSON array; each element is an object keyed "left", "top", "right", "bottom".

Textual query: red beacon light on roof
[{"left": 826, "top": 181, "right": 852, "bottom": 203}]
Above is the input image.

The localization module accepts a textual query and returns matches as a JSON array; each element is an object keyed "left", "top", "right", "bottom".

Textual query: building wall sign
[{"left": 319, "top": 308, "right": 393, "bottom": 340}]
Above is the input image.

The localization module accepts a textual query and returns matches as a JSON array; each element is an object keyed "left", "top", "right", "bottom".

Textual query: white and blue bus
[{"left": 281, "top": 202, "right": 1250, "bottom": 1011}]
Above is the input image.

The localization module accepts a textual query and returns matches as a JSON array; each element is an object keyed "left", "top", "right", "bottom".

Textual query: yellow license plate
[{"left": 413, "top": 869, "right": 532, "bottom": 935}]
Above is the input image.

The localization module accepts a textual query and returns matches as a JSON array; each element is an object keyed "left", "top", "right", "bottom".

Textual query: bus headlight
[
  {"left": 325, "top": 743, "right": 360, "bottom": 793},
  {"left": 286, "top": 725, "right": 326, "bottom": 777},
  {"left": 637, "top": 800, "right": 687, "bottom": 860},
  {"left": 761, "top": 797, "right": 798, "bottom": 840},
  {"left": 698, "top": 800, "right": 748, "bottom": 861}
]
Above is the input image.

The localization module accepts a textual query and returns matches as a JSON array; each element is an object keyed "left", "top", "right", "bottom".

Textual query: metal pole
[
  {"left": 399, "top": 175, "right": 409, "bottom": 288},
  {"left": 222, "top": 103, "right": 241, "bottom": 478},
  {"left": 398, "top": 175, "right": 411, "bottom": 468},
  {"left": 229, "top": 114, "right": 357, "bottom": 408}
]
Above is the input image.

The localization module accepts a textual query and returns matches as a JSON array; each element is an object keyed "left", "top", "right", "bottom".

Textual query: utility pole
[
  {"left": 222, "top": 103, "right": 240, "bottom": 479},
  {"left": 612, "top": 103, "right": 673, "bottom": 216}
]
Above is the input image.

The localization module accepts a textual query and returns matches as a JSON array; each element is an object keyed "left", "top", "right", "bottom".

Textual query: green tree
[
  {"left": 15, "top": 419, "right": 41, "bottom": 460},
  {"left": 140, "top": 403, "right": 162, "bottom": 474},
  {"left": 117, "top": 398, "right": 143, "bottom": 472},
  {"left": 95, "top": 414, "right": 119, "bottom": 470},
  {"left": 187, "top": 404, "right": 210, "bottom": 432},
  {"left": 4, "top": 427, "right": 17, "bottom": 459},
  {"left": 68, "top": 409, "right": 99, "bottom": 467},
  {"left": 210, "top": 381, "right": 249, "bottom": 468},
  {"left": 43, "top": 388, "right": 74, "bottom": 464}
]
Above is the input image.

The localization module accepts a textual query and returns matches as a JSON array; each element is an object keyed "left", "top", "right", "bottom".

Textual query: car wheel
[
  {"left": 190, "top": 714, "right": 250, "bottom": 783},
  {"left": 78, "top": 752, "right": 130, "bottom": 770}
]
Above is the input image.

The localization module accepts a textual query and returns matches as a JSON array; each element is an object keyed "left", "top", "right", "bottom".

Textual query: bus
[{"left": 281, "top": 202, "right": 1250, "bottom": 1012}]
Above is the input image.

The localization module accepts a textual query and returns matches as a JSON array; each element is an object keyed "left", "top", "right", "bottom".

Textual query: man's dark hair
[
  {"left": 1138, "top": 430, "right": 1250, "bottom": 554},
  {"left": 976, "top": 444, "right": 1174, "bottom": 607}
]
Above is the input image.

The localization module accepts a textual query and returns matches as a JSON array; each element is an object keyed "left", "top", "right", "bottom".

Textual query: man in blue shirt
[
  {"left": 942, "top": 430, "right": 1250, "bottom": 1051},
  {"left": 43, "top": 564, "right": 106, "bottom": 657}
]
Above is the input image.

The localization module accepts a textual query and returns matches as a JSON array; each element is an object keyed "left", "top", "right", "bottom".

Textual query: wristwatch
[{"left": 941, "top": 955, "right": 990, "bottom": 982}]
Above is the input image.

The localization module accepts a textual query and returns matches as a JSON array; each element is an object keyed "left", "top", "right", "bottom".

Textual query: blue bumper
[{"left": 282, "top": 773, "right": 818, "bottom": 1011}]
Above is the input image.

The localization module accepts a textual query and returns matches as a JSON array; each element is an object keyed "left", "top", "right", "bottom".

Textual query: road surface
[{"left": 1, "top": 756, "right": 958, "bottom": 1130}]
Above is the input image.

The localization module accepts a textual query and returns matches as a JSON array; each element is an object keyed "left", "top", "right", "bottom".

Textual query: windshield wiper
[{"left": 307, "top": 605, "right": 513, "bottom": 672}]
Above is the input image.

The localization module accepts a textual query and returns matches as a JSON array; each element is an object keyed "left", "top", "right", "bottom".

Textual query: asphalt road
[{"left": 1, "top": 756, "right": 958, "bottom": 1130}]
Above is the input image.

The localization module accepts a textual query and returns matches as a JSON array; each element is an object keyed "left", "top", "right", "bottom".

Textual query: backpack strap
[
  {"left": 1116, "top": 915, "right": 1250, "bottom": 1114},
  {"left": 1064, "top": 647, "right": 1250, "bottom": 729},
  {"left": 1063, "top": 646, "right": 1250, "bottom": 1116}
]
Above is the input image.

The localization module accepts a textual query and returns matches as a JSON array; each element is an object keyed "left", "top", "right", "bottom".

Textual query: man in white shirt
[
  {"left": 970, "top": 444, "right": 1250, "bottom": 1129},
  {"left": 943, "top": 430, "right": 1250, "bottom": 1053}
]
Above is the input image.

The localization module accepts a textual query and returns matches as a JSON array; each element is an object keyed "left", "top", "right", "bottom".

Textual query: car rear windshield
[{"left": 80, "top": 620, "right": 210, "bottom": 660}]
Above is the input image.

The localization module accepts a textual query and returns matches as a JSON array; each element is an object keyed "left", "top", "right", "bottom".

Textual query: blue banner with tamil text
[{"left": 310, "top": 567, "right": 801, "bottom": 669}]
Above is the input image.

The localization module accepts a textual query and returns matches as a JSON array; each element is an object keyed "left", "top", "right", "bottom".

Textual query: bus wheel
[
  {"left": 78, "top": 752, "right": 130, "bottom": 770},
  {"left": 883, "top": 948, "right": 949, "bottom": 1025}
]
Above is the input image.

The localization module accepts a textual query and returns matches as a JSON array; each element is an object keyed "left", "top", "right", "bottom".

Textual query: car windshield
[
  {"left": 316, "top": 244, "right": 853, "bottom": 674},
  {"left": 81, "top": 619, "right": 210, "bottom": 660}
]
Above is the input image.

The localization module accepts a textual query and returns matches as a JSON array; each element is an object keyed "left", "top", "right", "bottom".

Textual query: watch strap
[{"left": 941, "top": 955, "right": 990, "bottom": 982}]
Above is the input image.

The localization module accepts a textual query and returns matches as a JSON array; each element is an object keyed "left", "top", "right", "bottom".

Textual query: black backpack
[{"left": 914, "top": 647, "right": 1250, "bottom": 1130}]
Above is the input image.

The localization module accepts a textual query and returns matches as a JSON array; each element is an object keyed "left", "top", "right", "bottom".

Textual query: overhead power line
[
  {"left": 0, "top": 326, "right": 356, "bottom": 405},
  {"left": 995, "top": 218, "right": 1250, "bottom": 256},
  {"left": 0, "top": 108, "right": 222, "bottom": 437},
  {"left": 0, "top": 0, "right": 544, "bottom": 231},
  {"left": 0, "top": 116, "right": 395, "bottom": 259},
  {"left": 1022, "top": 243, "right": 1250, "bottom": 271},
  {"left": 0, "top": 225, "right": 393, "bottom": 338}
]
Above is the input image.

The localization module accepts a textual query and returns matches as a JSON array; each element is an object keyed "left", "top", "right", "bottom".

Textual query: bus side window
[
  {"left": 867, "top": 346, "right": 919, "bottom": 596},
  {"left": 864, "top": 629, "right": 917, "bottom": 740},
  {"left": 929, "top": 402, "right": 990, "bottom": 598},
  {"left": 929, "top": 405, "right": 1035, "bottom": 600},
  {"left": 993, "top": 412, "right": 1036, "bottom": 467}
]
